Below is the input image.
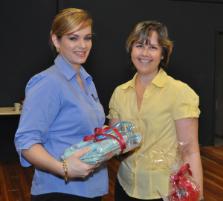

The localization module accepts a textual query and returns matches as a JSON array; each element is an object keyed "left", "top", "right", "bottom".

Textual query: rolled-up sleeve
[
  {"left": 14, "top": 74, "right": 60, "bottom": 167},
  {"left": 172, "top": 83, "right": 200, "bottom": 120}
]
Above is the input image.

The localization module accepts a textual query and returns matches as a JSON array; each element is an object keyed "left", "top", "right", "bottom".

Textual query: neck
[
  {"left": 72, "top": 63, "right": 81, "bottom": 72},
  {"left": 60, "top": 54, "right": 81, "bottom": 72},
  {"left": 136, "top": 70, "right": 159, "bottom": 87}
]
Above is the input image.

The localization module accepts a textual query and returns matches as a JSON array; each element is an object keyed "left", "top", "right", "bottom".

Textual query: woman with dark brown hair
[{"left": 108, "top": 20, "right": 203, "bottom": 201}]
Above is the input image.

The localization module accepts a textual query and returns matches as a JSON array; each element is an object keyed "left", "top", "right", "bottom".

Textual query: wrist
[{"left": 62, "top": 159, "right": 69, "bottom": 183}]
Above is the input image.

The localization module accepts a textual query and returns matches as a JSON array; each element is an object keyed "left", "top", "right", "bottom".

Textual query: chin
[{"left": 76, "top": 59, "right": 87, "bottom": 65}]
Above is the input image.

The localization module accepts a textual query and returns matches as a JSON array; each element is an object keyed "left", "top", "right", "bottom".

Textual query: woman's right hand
[
  {"left": 65, "top": 147, "right": 98, "bottom": 179},
  {"left": 22, "top": 144, "right": 98, "bottom": 180}
]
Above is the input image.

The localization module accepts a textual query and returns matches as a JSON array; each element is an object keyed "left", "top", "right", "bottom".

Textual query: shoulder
[
  {"left": 25, "top": 66, "right": 61, "bottom": 94},
  {"left": 167, "top": 76, "right": 200, "bottom": 118},
  {"left": 166, "top": 75, "right": 199, "bottom": 98},
  {"left": 114, "top": 79, "right": 133, "bottom": 93}
]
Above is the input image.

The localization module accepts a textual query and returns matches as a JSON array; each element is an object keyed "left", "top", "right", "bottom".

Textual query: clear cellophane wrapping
[
  {"left": 158, "top": 142, "right": 200, "bottom": 201},
  {"left": 61, "top": 121, "right": 142, "bottom": 164}
]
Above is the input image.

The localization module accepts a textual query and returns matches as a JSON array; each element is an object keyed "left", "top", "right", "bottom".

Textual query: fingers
[
  {"left": 74, "top": 147, "right": 91, "bottom": 158},
  {"left": 71, "top": 165, "right": 95, "bottom": 179},
  {"left": 66, "top": 154, "right": 97, "bottom": 179},
  {"left": 105, "top": 152, "right": 114, "bottom": 160},
  {"left": 78, "top": 168, "right": 94, "bottom": 178},
  {"left": 95, "top": 162, "right": 101, "bottom": 168},
  {"left": 65, "top": 146, "right": 106, "bottom": 179}
]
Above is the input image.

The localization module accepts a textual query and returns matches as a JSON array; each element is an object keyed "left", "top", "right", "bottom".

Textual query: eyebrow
[
  {"left": 64, "top": 33, "right": 93, "bottom": 40},
  {"left": 135, "top": 40, "right": 160, "bottom": 46},
  {"left": 66, "top": 32, "right": 92, "bottom": 36}
]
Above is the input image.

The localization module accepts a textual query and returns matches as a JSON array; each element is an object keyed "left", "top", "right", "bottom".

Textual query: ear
[{"left": 51, "top": 34, "right": 60, "bottom": 52}]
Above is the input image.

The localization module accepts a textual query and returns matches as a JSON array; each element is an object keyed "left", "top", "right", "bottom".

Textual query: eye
[
  {"left": 68, "top": 36, "right": 78, "bottom": 41},
  {"left": 84, "top": 35, "right": 93, "bottom": 41},
  {"left": 150, "top": 46, "right": 157, "bottom": 50},
  {"left": 135, "top": 43, "right": 144, "bottom": 48}
]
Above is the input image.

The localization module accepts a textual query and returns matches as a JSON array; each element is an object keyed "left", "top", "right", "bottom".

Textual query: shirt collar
[
  {"left": 121, "top": 68, "right": 168, "bottom": 90},
  {"left": 120, "top": 74, "right": 137, "bottom": 90},
  {"left": 54, "top": 55, "right": 92, "bottom": 83},
  {"left": 151, "top": 68, "right": 168, "bottom": 87}
]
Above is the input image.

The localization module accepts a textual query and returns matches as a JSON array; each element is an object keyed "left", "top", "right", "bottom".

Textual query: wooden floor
[
  {"left": 0, "top": 159, "right": 33, "bottom": 201},
  {"left": 0, "top": 146, "right": 223, "bottom": 201},
  {"left": 201, "top": 146, "right": 223, "bottom": 201}
]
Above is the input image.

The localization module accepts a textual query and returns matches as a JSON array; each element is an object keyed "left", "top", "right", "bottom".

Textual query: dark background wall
[{"left": 1, "top": 0, "right": 223, "bottom": 146}]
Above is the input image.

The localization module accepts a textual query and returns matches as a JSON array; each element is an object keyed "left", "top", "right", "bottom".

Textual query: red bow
[
  {"left": 169, "top": 163, "right": 200, "bottom": 201},
  {"left": 83, "top": 126, "right": 126, "bottom": 153}
]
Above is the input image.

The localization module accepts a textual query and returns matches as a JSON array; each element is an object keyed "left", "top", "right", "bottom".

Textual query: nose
[
  {"left": 78, "top": 39, "right": 87, "bottom": 49},
  {"left": 141, "top": 47, "right": 150, "bottom": 56}
]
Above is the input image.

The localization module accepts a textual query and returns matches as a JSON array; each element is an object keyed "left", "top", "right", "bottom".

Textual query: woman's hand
[
  {"left": 65, "top": 147, "right": 99, "bottom": 179},
  {"left": 22, "top": 144, "right": 99, "bottom": 180}
]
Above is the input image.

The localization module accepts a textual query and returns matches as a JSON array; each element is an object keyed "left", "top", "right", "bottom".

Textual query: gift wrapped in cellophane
[
  {"left": 61, "top": 121, "right": 142, "bottom": 164},
  {"left": 167, "top": 163, "right": 200, "bottom": 201},
  {"left": 158, "top": 141, "right": 200, "bottom": 201}
]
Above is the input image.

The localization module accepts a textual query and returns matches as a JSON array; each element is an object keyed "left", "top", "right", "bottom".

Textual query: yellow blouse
[{"left": 107, "top": 69, "right": 200, "bottom": 199}]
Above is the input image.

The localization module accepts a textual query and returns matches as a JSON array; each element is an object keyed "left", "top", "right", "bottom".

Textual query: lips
[
  {"left": 74, "top": 51, "right": 86, "bottom": 57},
  {"left": 138, "top": 58, "right": 152, "bottom": 64},
  {"left": 73, "top": 51, "right": 89, "bottom": 60}
]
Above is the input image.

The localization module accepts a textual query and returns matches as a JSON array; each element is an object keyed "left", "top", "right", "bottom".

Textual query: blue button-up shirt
[{"left": 14, "top": 55, "right": 108, "bottom": 197}]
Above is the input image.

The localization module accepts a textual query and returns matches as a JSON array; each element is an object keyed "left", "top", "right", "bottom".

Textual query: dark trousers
[
  {"left": 31, "top": 193, "right": 102, "bottom": 201},
  {"left": 115, "top": 179, "right": 163, "bottom": 201}
]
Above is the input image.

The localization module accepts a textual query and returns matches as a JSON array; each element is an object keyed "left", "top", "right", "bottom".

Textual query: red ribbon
[
  {"left": 83, "top": 126, "right": 126, "bottom": 153},
  {"left": 172, "top": 163, "right": 192, "bottom": 182},
  {"left": 169, "top": 163, "right": 200, "bottom": 201}
]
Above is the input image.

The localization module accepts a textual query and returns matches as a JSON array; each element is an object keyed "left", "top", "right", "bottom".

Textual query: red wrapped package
[{"left": 169, "top": 163, "right": 200, "bottom": 201}]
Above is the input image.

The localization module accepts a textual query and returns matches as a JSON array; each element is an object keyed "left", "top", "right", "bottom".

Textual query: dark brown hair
[{"left": 126, "top": 21, "right": 173, "bottom": 68}]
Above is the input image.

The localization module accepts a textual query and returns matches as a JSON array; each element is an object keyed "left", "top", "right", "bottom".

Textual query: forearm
[
  {"left": 175, "top": 118, "right": 204, "bottom": 199},
  {"left": 22, "top": 144, "right": 98, "bottom": 180},
  {"left": 183, "top": 151, "right": 204, "bottom": 199},
  {"left": 22, "top": 144, "right": 64, "bottom": 177}
]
